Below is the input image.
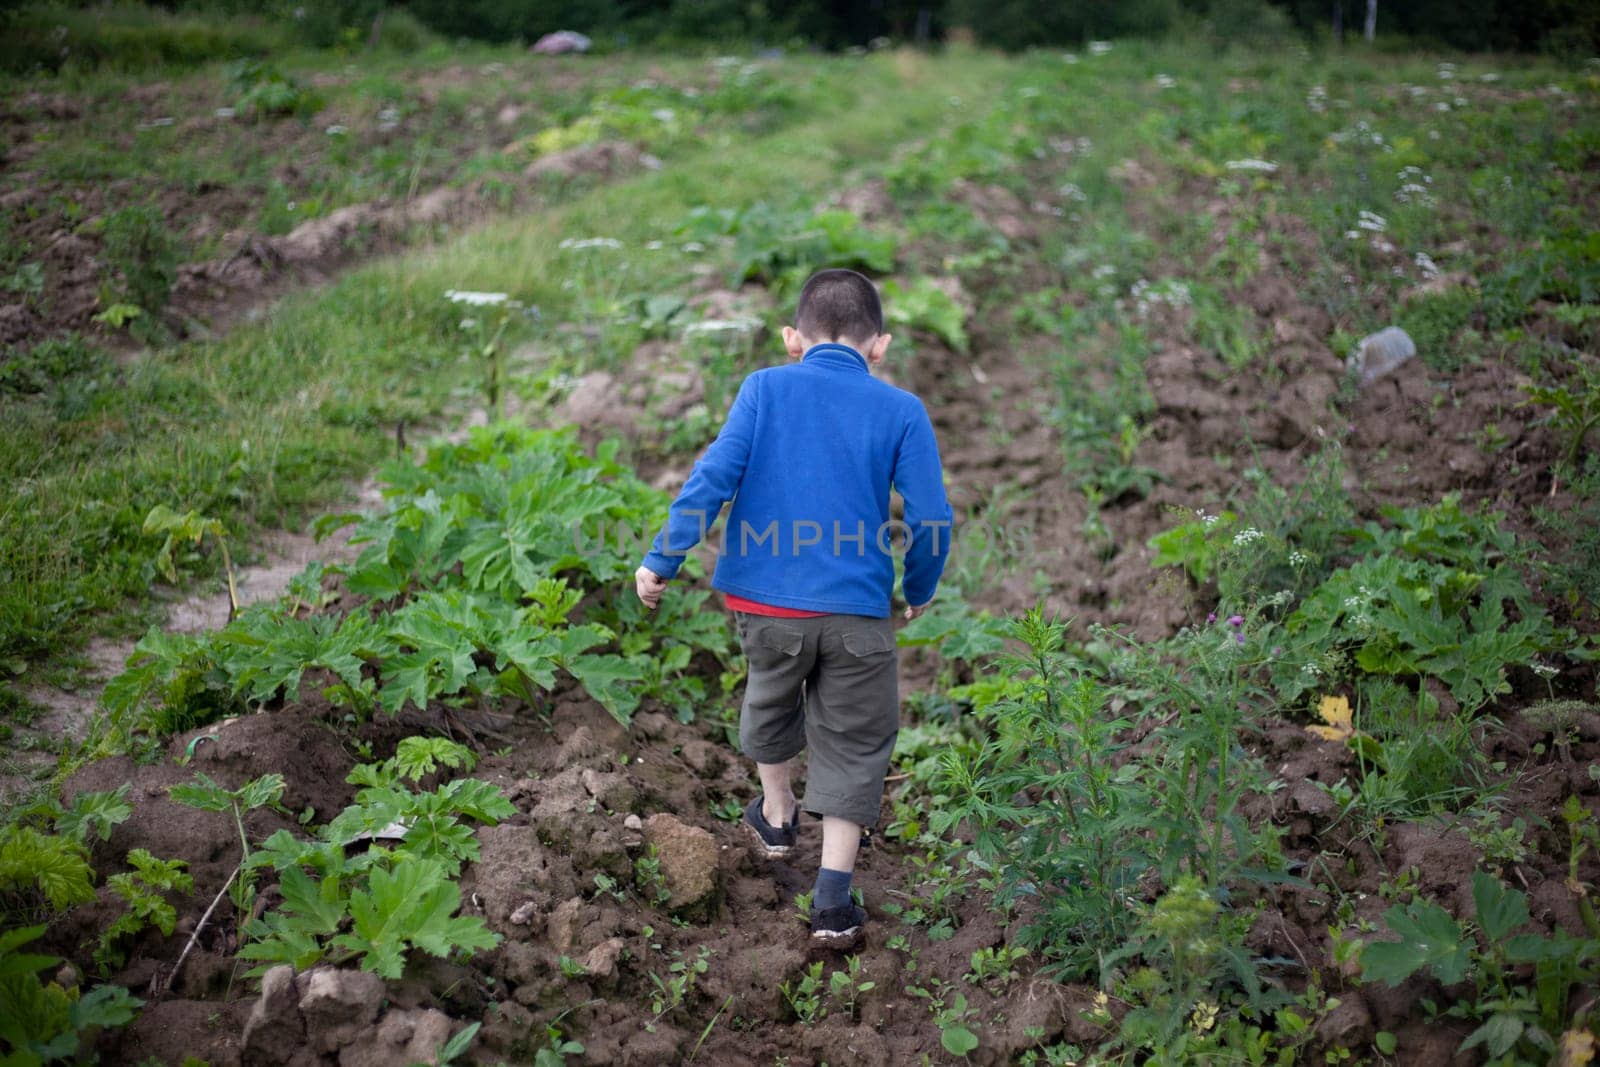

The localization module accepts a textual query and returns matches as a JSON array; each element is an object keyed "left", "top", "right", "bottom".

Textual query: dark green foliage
[
  {"left": 1271, "top": 496, "right": 1555, "bottom": 712},
  {"left": 239, "top": 739, "right": 509, "bottom": 977},
  {"left": 1399, "top": 287, "right": 1479, "bottom": 373},
  {"left": 675, "top": 204, "right": 896, "bottom": 295},
  {"left": 1, "top": 787, "right": 132, "bottom": 923},
  {"left": 1360, "top": 870, "right": 1600, "bottom": 1061},
  {"left": 938, "top": 612, "right": 1150, "bottom": 980},
  {"left": 95, "top": 850, "right": 195, "bottom": 974},
  {"left": 0, "top": 337, "right": 109, "bottom": 400},
  {"left": 97, "top": 205, "right": 182, "bottom": 320},
  {"left": 0, "top": 926, "right": 142, "bottom": 1066},
  {"left": 225, "top": 59, "right": 325, "bottom": 119},
  {"left": 98, "top": 426, "right": 732, "bottom": 742},
  {"left": 0, "top": 4, "right": 280, "bottom": 74},
  {"left": 1534, "top": 453, "right": 1600, "bottom": 620},
  {"left": 944, "top": 0, "right": 1181, "bottom": 48}
]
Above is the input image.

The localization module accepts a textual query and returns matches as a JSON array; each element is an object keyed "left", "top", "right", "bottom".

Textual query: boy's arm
[
  {"left": 639, "top": 374, "right": 760, "bottom": 581},
  {"left": 895, "top": 401, "right": 954, "bottom": 612}
]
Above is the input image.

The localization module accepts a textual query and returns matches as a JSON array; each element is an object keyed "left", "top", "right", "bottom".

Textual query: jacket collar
[{"left": 801, "top": 342, "right": 869, "bottom": 372}]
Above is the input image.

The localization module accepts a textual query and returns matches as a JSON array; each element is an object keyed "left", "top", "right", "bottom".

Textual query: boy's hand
[
  {"left": 635, "top": 566, "right": 669, "bottom": 610},
  {"left": 904, "top": 601, "right": 931, "bottom": 621}
]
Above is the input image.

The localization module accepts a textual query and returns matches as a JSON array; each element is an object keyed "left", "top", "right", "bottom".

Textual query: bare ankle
[{"left": 764, "top": 796, "right": 796, "bottom": 826}]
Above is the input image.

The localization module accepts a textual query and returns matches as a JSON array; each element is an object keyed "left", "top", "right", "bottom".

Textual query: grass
[{"left": 0, "top": 45, "right": 1011, "bottom": 701}]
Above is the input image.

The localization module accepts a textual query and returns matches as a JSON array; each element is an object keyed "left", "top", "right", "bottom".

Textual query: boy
[{"left": 633, "top": 268, "right": 952, "bottom": 943}]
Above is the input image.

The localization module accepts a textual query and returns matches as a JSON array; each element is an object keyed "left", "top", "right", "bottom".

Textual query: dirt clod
[
  {"left": 241, "top": 965, "right": 306, "bottom": 1067},
  {"left": 642, "top": 813, "right": 720, "bottom": 913},
  {"left": 338, "top": 1008, "right": 453, "bottom": 1067},
  {"left": 524, "top": 140, "right": 645, "bottom": 181},
  {"left": 299, "top": 968, "right": 385, "bottom": 1054},
  {"left": 1315, "top": 992, "right": 1375, "bottom": 1049}
]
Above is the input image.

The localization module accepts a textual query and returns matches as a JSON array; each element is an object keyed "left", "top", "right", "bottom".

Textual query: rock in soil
[
  {"left": 643, "top": 813, "right": 721, "bottom": 914},
  {"left": 337, "top": 1008, "right": 454, "bottom": 1067},
  {"left": 1314, "top": 993, "right": 1374, "bottom": 1049},
  {"left": 241, "top": 965, "right": 305, "bottom": 1066},
  {"left": 298, "top": 967, "right": 385, "bottom": 1054}
]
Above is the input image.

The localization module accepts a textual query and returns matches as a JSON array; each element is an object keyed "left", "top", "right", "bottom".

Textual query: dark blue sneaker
[
  {"left": 810, "top": 902, "right": 867, "bottom": 944},
  {"left": 744, "top": 795, "right": 798, "bottom": 858}
]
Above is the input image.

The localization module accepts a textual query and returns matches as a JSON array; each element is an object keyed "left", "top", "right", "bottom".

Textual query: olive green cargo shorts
[{"left": 734, "top": 612, "right": 899, "bottom": 828}]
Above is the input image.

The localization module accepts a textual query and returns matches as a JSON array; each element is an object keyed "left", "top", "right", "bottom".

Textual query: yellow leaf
[
  {"left": 1558, "top": 1030, "right": 1595, "bottom": 1067},
  {"left": 1307, "top": 695, "right": 1353, "bottom": 742}
]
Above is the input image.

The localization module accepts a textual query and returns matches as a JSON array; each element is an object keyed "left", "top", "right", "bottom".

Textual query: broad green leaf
[
  {"left": 167, "top": 773, "right": 233, "bottom": 813},
  {"left": 68, "top": 983, "right": 142, "bottom": 1031},
  {"left": 1471, "top": 871, "right": 1530, "bottom": 942},
  {"left": 276, "top": 864, "right": 347, "bottom": 935},
  {"left": 55, "top": 786, "right": 132, "bottom": 844},
  {"left": 1361, "top": 900, "right": 1469, "bottom": 986},
  {"left": 1461, "top": 1012, "right": 1525, "bottom": 1058},
  {"left": 392, "top": 737, "right": 475, "bottom": 782},
  {"left": 941, "top": 1025, "right": 980, "bottom": 1056}
]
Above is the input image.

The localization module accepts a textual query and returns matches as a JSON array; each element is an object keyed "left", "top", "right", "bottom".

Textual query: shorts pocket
[
  {"left": 757, "top": 624, "right": 806, "bottom": 657},
  {"left": 841, "top": 627, "right": 894, "bottom": 658}
]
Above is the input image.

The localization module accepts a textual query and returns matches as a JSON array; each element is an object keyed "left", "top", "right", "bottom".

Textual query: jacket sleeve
[
  {"left": 641, "top": 374, "right": 759, "bottom": 579},
  {"left": 894, "top": 400, "right": 953, "bottom": 607}
]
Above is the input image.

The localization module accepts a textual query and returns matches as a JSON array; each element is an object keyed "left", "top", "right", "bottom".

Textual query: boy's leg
[
  {"left": 757, "top": 759, "right": 798, "bottom": 827},
  {"left": 799, "top": 615, "right": 898, "bottom": 830},
  {"left": 801, "top": 615, "right": 897, "bottom": 939},
  {"left": 819, "top": 816, "right": 863, "bottom": 873},
  {"left": 734, "top": 613, "right": 822, "bottom": 855}
]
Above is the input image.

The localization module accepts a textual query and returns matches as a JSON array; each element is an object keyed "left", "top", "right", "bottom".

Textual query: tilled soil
[
  {"left": 31, "top": 136, "right": 1598, "bottom": 1064},
  {"left": 67, "top": 261, "right": 1600, "bottom": 1063}
]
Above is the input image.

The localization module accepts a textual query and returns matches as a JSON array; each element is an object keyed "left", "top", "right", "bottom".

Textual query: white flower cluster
[
  {"left": 1225, "top": 159, "right": 1279, "bottom": 174},
  {"left": 685, "top": 318, "right": 760, "bottom": 336},
  {"left": 1531, "top": 660, "right": 1560, "bottom": 679},
  {"left": 1155, "top": 74, "right": 1177, "bottom": 89},
  {"left": 1414, "top": 251, "right": 1441, "bottom": 278},
  {"left": 1089, "top": 40, "right": 1112, "bottom": 56},
  {"left": 444, "top": 290, "right": 510, "bottom": 306},
  {"left": 558, "top": 237, "right": 623, "bottom": 250},
  {"left": 1307, "top": 84, "right": 1328, "bottom": 113},
  {"left": 1058, "top": 182, "right": 1088, "bottom": 203},
  {"left": 378, "top": 106, "right": 400, "bottom": 133},
  {"left": 1437, "top": 62, "right": 1457, "bottom": 80},
  {"left": 1051, "top": 136, "right": 1094, "bottom": 157},
  {"left": 1340, "top": 584, "right": 1377, "bottom": 630},
  {"left": 1395, "top": 166, "right": 1435, "bottom": 206},
  {"left": 1344, "top": 210, "right": 1387, "bottom": 241},
  {"left": 1288, "top": 549, "right": 1309, "bottom": 567},
  {"left": 1130, "top": 278, "right": 1192, "bottom": 317},
  {"left": 1331, "top": 120, "right": 1386, "bottom": 148},
  {"left": 1480, "top": 72, "right": 1501, "bottom": 82},
  {"left": 1232, "top": 527, "right": 1264, "bottom": 547}
]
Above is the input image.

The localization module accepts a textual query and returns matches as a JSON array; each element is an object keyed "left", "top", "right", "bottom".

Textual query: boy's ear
[
  {"left": 781, "top": 326, "right": 805, "bottom": 360},
  {"left": 866, "top": 333, "right": 892, "bottom": 366}
]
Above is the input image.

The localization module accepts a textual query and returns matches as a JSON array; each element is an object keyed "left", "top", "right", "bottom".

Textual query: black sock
[{"left": 813, "top": 867, "right": 852, "bottom": 911}]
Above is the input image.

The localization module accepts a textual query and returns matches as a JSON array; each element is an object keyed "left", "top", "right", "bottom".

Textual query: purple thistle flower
[
  {"left": 1206, "top": 612, "right": 1217, "bottom": 625},
  {"left": 1228, "top": 615, "right": 1244, "bottom": 629},
  {"left": 1235, "top": 632, "right": 1246, "bottom": 645}
]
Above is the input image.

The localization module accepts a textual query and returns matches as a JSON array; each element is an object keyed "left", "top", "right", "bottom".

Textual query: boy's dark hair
[{"left": 795, "top": 269, "right": 883, "bottom": 343}]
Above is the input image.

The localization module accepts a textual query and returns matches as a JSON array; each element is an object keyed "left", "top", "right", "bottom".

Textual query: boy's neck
[{"left": 803, "top": 341, "right": 869, "bottom": 369}]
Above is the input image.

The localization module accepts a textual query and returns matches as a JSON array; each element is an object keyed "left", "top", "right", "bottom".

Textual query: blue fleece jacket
[{"left": 641, "top": 343, "right": 952, "bottom": 618}]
